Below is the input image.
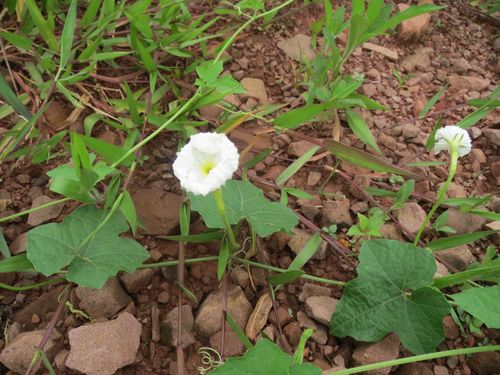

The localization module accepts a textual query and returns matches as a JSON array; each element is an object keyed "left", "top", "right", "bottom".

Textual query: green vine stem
[
  {"left": 331, "top": 345, "right": 500, "bottom": 375},
  {"left": 0, "top": 276, "right": 65, "bottom": 291},
  {"left": 414, "top": 150, "right": 458, "bottom": 245},
  {"left": 213, "top": 189, "right": 239, "bottom": 251}
]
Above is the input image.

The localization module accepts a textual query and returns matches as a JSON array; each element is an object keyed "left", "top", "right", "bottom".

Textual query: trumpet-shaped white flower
[
  {"left": 434, "top": 125, "right": 472, "bottom": 157},
  {"left": 173, "top": 133, "right": 239, "bottom": 196}
]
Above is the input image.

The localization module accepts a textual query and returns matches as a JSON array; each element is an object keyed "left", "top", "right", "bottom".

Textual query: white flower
[
  {"left": 173, "top": 132, "right": 239, "bottom": 196},
  {"left": 434, "top": 125, "right": 472, "bottom": 157}
]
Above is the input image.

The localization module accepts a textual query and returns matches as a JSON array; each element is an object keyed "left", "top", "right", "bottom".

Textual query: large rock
[
  {"left": 131, "top": 187, "right": 183, "bottom": 235},
  {"left": 160, "top": 305, "right": 195, "bottom": 348},
  {"left": 277, "top": 34, "right": 316, "bottom": 61},
  {"left": 323, "top": 199, "right": 352, "bottom": 226},
  {"left": 0, "top": 330, "right": 61, "bottom": 374},
  {"left": 76, "top": 277, "right": 132, "bottom": 319},
  {"left": 445, "top": 208, "right": 486, "bottom": 234},
  {"left": 437, "top": 245, "right": 475, "bottom": 271},
  {"left": 395, "top": 202, "right": 426, "bottom": 236},
  {"left": 27, "top": 195, "right": 65, "bottom": 226},
  {"left": 66, "top": 313, "right": 141, "bottom": 375},
  {"left": 397, "top": 1, "right": 433, "bottom": 41},
  {"left": 195, "top": 285, "right": 252, "bottom": 337},
  {"left": 240, "top": 78, "right": 269, "bottom": 104},
  {"left": 448, "top": 75, "right": 490, "bottom": 92},
  {"left": 352, "top": 333, "right": 400, "bottom": 375},
  {"left": 304, "top": 296, "right": 338, "bottom": 325}
]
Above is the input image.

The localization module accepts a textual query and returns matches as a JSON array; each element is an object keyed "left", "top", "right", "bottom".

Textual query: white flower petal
[
  {"left": 173, "top": 132, "right": 239, "bottom": 195},
  {"left": 433, "top": 125, "right": 471, "bottom": 157}
]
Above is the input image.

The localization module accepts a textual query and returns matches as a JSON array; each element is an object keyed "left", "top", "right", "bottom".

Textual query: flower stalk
[{"left": 213, "top": 189, "right": 238, "bottom": 251}]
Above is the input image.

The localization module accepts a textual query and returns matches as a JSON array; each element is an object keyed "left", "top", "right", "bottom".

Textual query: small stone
[
  {"left": 437, "top": 245, "right": 475, "bottom": 271},
  {"left": 210, "top": 330, "right": 246, "bottom": 357},
  {"left": 195, "top": 286, "right": 252, "bottom": 337},
  {"left": 306, "top": 171, "right": 322, "bottom": 186},
  {"left": 296, "top": 311, "right": 327, "bottom": 345},
  {"left": 246, "top": 293, "right": 273, "bottom": 340},
  {"left": 397, "top": 2, "right": 432, "bottom": 41},
  {"left": 400, "top": 47, "right": 433, "bottom": 72},
  {"left": 470, "top": 149, "right": 487, "bottom": 164},
  {"left": 445, "top": 208, "right": 487, "bottom": 234},
  {"left": 16, "top": 174, "right": 30, "bottom": 184},
  {"left": 323, "top": 199, "right": 352, "bottom": 225},
  {"left": 450, "top": 58, "right": 471, "bottom": 74},
  {"left": 288, "top": 229, "right": 327, "bottom": 260},
  {"left": 120, "top": 269, "right": 155, "bottom": 294},
  {"left": 304, "top": 296, "right": 338, "bottom": 325},
  {"left": 199, "top": 104, "right": 223, "bottom": 121},
  {"left": 301, "top": 203, "right": 321, "bottom": 220},
  {"left": 0, "top": 330, "right": 61, "bottom": 374},
  {"left": 131, "top": 188, "right": 183, "bottom": 236},
  {"left": 289, "top": 140, "right": 317, "bottom": 158},
  {"left": 241, "top": 78, "right": 269, "bottom": 104},
  {"left": 443, "top": 315, "right": 460, "bottom": 339},
  {"left": 267, "top": 306, "right": 291, "bottom": 328},
  {"left": 31, "top": 313, "right": 40, "bottom": 324},
  {"left": 401, "top": 124, "right": 420, "bottom": 139},
  {"left": 440, "top": 182, "right": 467, "bottom": 198},
  {"left": 482, "top": 128, "right": 500, "bottom": 146},
  {"left": 54, "top": 349, "right": 69, "bottom": 370},
  {"left": 397, "top": 363, "right": 433, "bottom": 375},
  {"left": 283, "top": 322, "right": 303, "bottom": 346},
  {"left": 352, "top": 333, "right": 400, "bottom": 375},
  {"left": 9, "top": 233, "right": 27, "bottom": 255},
  {"left": 362, "top": 83, "right": 378, "bottom": 97},
  {"left": 66, "top": 313, "right": 141, "bottom": 375},
  {"left": 277, "top": 34, "right": 316, "bottom": 61},
  {"left": 395, "top": 202, "right": 426, "bottom": 236},
  {"left": 27, "top": 195, "right": 64, "bottom": 226},
  {"left": 381, "top": 223, "right": 405, "bottom": 241},
  {"left": 299, "top": 283, "right": 331, "bottom": 302},
  {"left": 485, "top": 221, "right": 500, "bottom": 245},
  {"left": 433, "top": 365, "right": 449, "bottom": 375},
  {"left": 448, "top": 75, "right": 490, "bottom": 92},
  {"left": 468, "top": 351, "right": 500, "bottom": 375},
  {"left": 157, "top": 291, "right": 169, "bottom": 304},
  {"left": 434, "top": 260, "right": 449, "bottom": 278},
  {"left": 160, "top": 305, "right": 195, "bottom": 348},
  {"left": 230, "top": 267, "right": 250, "bottom": 288},
  {"left": 76, "top": 277, "right": 132, "bottom": 319}
]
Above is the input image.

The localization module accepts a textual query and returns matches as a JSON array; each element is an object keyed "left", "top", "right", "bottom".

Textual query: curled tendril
[{"left": 197, "top": 347, "right": 223, "bottom": 374}]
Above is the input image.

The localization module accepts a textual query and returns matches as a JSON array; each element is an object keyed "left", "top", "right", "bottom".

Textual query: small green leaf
[
  {"left": 428, "top": 231, "right": 498, "bottom": 251},
  {"left": 59, "top": 0, "right": 77, "bottom": 71},
  {"left": 273, "top": 102, "right": 334, "bottom": 129},
  {"left": 189, "top": 180, "right": 298, "bottom": 237},
  {"left": 268, "top": 270, "right": 305, "bottom": 285},
  {"left": 331, "top": 239, "right": 450, "bottom": 355},
  {"left": 419, "top": 86, "right": 447, "bottom": 118},
  {"left": 0, "top": 253, "right": 33, "bottom": 273},
  {"left": 0, "top": 74, "right": 32, "bottom": 120},
  {"left": 0, "top": 31, "right": 33, "bottom": 50},
  {"left": 226, "top": 313, "right": 253, "bottom": 350},
  {"left": 217, "top": 240, "right": 229, "bottom": 281},
  {"left": 288, "top": 233, "right": 322, "bottom": 271},
  {"left": 324, "top": 140, "right": 419, "bottom": 178},
  {"left": 0, "top": 230, "right": 11, "bottom": 259},
  {"left": 346, "top": 110, "right": 381, "bottom": 154},
  {"left": 452, "top": 286, "right": 500, "bottom": 328},
  {"left": 120, "top": 191, "right": 138, "bottom": 235},
  {"left": 391, "top": 179, "right": 415, "bottom": 209},
  {"left": 27, "top": 206, "right": 149, "bottom": 288},
  {"left": 276, "top": 146, "right": 319, "bottom": 185}
]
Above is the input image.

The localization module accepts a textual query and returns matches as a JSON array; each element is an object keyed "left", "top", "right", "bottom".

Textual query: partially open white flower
[
  {"left": 434, "top": 125, "right": 472, "bottom": 157},
  {"left": 173, "top": 133, "right": 239, "bottom": 196}
]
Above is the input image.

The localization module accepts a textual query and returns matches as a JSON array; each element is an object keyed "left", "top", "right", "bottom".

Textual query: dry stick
[
  {"left": 25, "top": 286, "right": 70, "bottom": 375},
  {"left": 176, "top": 238, "right": 186, "bottom": 375},
  {"left": 220, "top": 273, "right": 228, "bottom": 361}
]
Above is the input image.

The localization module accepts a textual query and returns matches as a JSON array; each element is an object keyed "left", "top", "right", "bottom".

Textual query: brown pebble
[{"left": 31, "top": 314, "right": 40, "bottom": 324}]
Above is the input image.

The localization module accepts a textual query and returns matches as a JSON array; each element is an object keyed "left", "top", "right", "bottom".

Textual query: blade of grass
[
  {"left": 276, "top": 146, "right": 319, "bottom": 186},
  {"left": 0, "top": 74, "right": 32, "bottom": 120},
  {"left": 419, "top": 86, "right": 447, "bottom": 118},
  {"left": 24, "top": 0, "right": 58, "bottom": 50}
]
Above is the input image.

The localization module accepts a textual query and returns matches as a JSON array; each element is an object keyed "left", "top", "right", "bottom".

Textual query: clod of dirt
[
  {"left": 436, "top": 245, "right": 476, "bottom": 271},
  {"left": 130, "top": 187, "right": 184, "bottom": 236},
  {"left": 394, "top": 202, "right": 426, "bottom": 236},
  {"left": 66, "top": 312, "right": 141, "bottom": 375},
  {"left": 160, "top": 305, "right": 195, "bottom": 348},
  {"left": 26, "top": 195, "right": 65, "bottom": 226},
  {"left": 75, "top": 277, "right": 132, "bottom": 319},
  {"left": 277, "top": 34, "right": 317, "bottom": 62},
  {"left": 120, "top": 268, "right": 156, "bottom": 294},
  {"left": 0, "top": 329, "right": 62, "bottom": 374},
  {"left": 195, "top": 285, "right": 252, "bottom": 338},
  {"left": 304, "top": 296, "right": 339, "bottom": 326},
  {"left": 352, "top": 333, "right": 400, "bottom": 375}
]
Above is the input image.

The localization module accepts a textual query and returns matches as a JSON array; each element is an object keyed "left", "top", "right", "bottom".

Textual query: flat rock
[
  {"left": 483, "top": 128, "right": 500, "bottom": 146},
  {"left": 448, "top": 75, "right": 490, "bottom": 92},
  {"left": 323, "top": 199, "right": 352, "bottom": 226},
  {"left": 240, "top": 78, "right": 269, "bottom": 104},
  {"left": 277, "top": 34, "right": 316, "bottom": 61},
  {"left": 160, "top": 305, "right": 195, "bottom": 348},
  {"left": 352, "top": 333, "right": 400, "bottom": 375},
  {"left": 305, "top": 296, "right": 338, "bottom": 325},
  {"left": 0, "top": 330, "right": 61, "bottom": 374},
  {"left": 445, "top": 208, "right": 486, "bottom": 234},
  {"left": 66, "top": 313, "right": 141, "bottom": 375},
  {"left": 27, "top": 195, "right": 64, "bottom": 226},
  {"left": 195, "top": 285, "right": 252, "bottom": 337},
  {"left": 120, "top": 268, "right": 155, "bottom": 294},
  {"left": 76, "top": 277, "right": 132, "bottom": 319},
  {"left": 299, "top": 283, "right": 331, "bottom": 302},
  {"left": 395, "top": 202, "right": 426, "bottom": 236},
  {"left": 245, "top": 293, "right": 273, "bottom": 340},
  {"left": 397, "top": 1, "right": 432, "bottom": 41},
  {"left": 437, "top": 245, "right": 475, "bottom": 271},
  {"left": 131, "top": 187, "right": 183, "bottom": 235},
  {"left": 362, "top": 42, "right": 398, "bottom": 61},
  {"left": 288, "top": 228, "right": 327, "bottom": 260}
]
